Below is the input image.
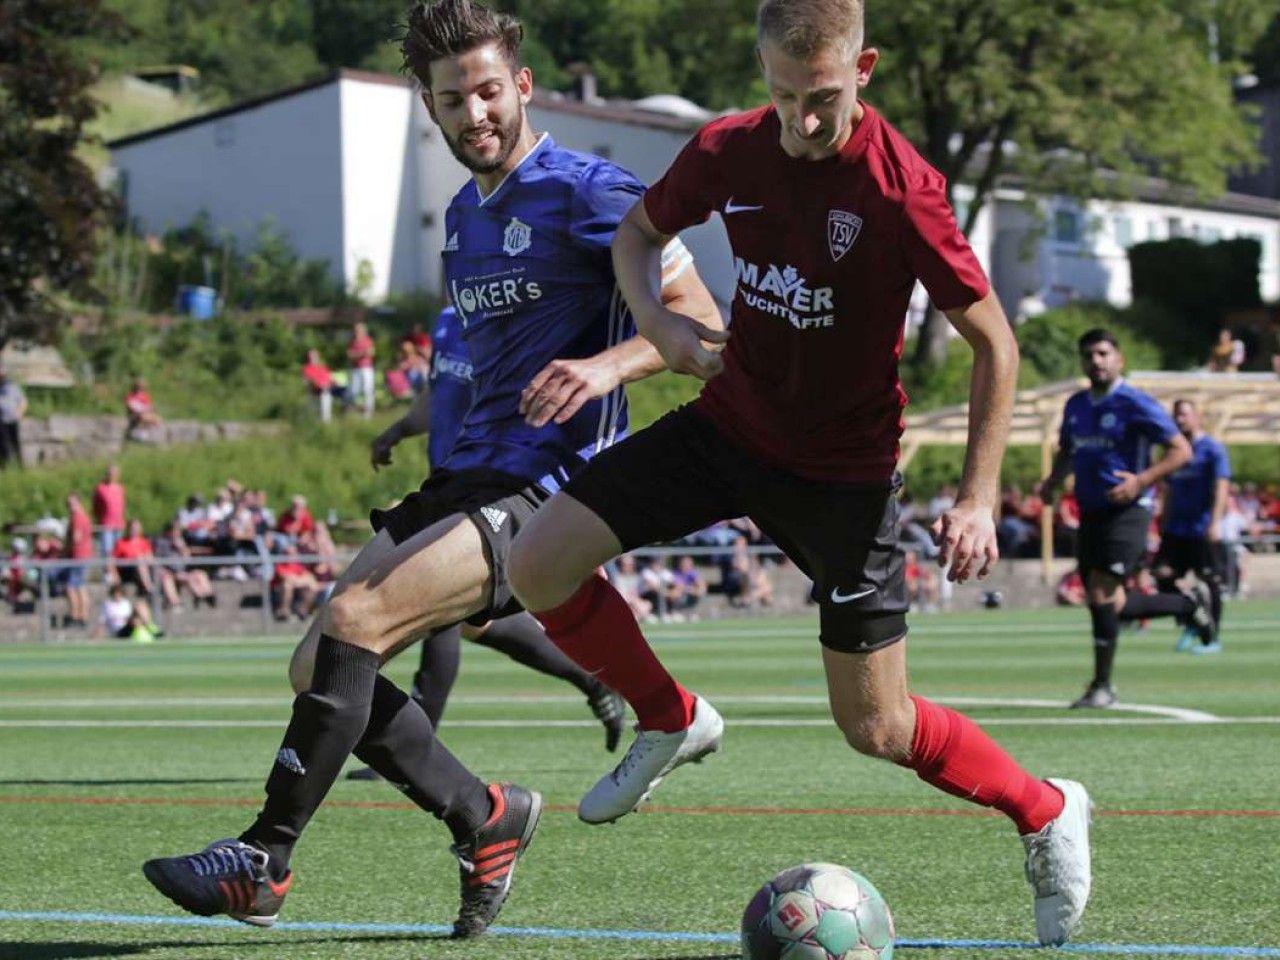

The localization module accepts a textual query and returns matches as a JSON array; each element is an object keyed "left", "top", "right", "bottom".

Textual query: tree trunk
[{"left": 911, "top": 304, "right": 951, "bottom": 368}]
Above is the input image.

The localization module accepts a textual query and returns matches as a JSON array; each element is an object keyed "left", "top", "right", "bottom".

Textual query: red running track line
[{"left": 0, "top": 795, "right": 1277, "bottom": 818}]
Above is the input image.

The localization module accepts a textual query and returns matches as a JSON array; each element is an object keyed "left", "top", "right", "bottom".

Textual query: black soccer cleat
[
  {"left": 142, "top": 838, "right": 293, "bottom": 927},
  {"left": 587, "top": 683, "right": 627, "bottom": 752},
  {"left": 1070, "top": 682, "right": 1117, "bottom": 710},
  {"left": 450, "top": 783, "right": 542, "bottom": 939}
]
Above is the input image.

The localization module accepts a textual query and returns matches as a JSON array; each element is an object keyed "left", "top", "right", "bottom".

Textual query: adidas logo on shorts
[{"left": 480, "top": 506, "right": 509, "bottom": 533}]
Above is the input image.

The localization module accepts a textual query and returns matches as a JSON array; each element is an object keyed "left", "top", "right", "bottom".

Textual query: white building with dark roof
[{"left": 109, "top": 69, "right": 1280, "bottom": 315}]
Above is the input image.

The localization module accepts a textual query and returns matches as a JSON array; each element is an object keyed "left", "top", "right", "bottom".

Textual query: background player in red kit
[{"left": 510, "top": 0, "right": 1092, "bottom": 946}]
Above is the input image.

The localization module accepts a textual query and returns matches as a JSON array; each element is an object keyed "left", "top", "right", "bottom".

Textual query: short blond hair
[{"left": 757, "top": 0, "right": 863, "bottom": 61}]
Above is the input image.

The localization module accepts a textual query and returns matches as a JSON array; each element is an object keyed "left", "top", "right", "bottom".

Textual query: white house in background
[{"left": 110, "top": 69, "right": 1280, "bottom": 317}]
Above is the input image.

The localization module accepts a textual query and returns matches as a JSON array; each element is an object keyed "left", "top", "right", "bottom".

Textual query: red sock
[
  {"left": 899, "top": 695, "right": 1064, "bottom": 834},
  {"left": 533, "top": 576, "right": 695, "bottom": 732}
]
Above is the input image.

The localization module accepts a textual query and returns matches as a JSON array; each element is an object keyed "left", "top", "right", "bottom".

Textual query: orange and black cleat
[
  {"left": 143, "top": 838, "right": 293, "bottom": 927},
  {"left": 450, "top": 782, "right": 543, "bottom": 938}
]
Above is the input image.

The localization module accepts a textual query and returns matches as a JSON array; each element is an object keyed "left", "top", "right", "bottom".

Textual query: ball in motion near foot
[{"left": 741, "top": 862, "right": 894, "bottom": 959}]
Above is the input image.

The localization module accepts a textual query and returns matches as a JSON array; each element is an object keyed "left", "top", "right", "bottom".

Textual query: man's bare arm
[
  {"left": 371, "top": 386, "right": 431, "bottom": 470},
  {"left": 931, "top": 290, "right": 1019, "bottom": 582}
]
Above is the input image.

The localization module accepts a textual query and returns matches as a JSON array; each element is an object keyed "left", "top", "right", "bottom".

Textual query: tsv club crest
[
  {"left": 827, "top": 210, "right": 863, "bottom": 262},
  {"left": 503, "top": 217, "right": 532, "bottom": 256}
]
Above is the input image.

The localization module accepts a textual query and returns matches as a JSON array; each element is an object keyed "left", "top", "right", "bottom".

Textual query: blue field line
[{"left": 2, "top": 910, "right": 1280, "bottom": 956}]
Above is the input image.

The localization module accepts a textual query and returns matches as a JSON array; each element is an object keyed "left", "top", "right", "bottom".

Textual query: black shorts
[
  {"left": 1155, "top": 533, "right": 1226, "bottom": 584},
  {"left": 564, "top": 405, "right": 908, "bottom": 652},
  {"left": 1077, "top": 504, "right": 1150, "bottom": 578},
  {"left": 370, "top": 468, "right": 549, "bottom": 624}
]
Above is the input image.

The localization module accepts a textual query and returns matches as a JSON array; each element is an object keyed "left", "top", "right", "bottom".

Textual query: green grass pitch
[{"left": 1, "top": 602, "right": 1278, "bottom": 959}]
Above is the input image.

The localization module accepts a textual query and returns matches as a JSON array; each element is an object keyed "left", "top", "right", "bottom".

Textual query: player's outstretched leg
[
  {"left": 535, "top": 576, "right": 723, "bottom": 823},
  {"left": 450, "top": 782, "right": 543, "bottom": 938},
  {"left": 825, "top": 645, "right": 1092, "bottom": 945}
]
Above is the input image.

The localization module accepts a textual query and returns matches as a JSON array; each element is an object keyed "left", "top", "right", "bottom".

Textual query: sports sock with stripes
[
  {"left": 899, "top": 695, "right": 1065, "bottom": 835},
  {"left": 353, "top": 673, "right": 491, "bottom": 841},
  {"left": 533, "top": 575, "right": 695, "bottom": 733},
  {"left": 242, "top": 635, "right": 379, "bottom": 878},
  {"left": 470, "top": 611, "right": 600, "bottom": 696},
  {"left": 1088, "top": 602, "right": 1120, "bottom": 686},
  {"left": 410, "top": 624, "right": 463, "bottom": 728}
]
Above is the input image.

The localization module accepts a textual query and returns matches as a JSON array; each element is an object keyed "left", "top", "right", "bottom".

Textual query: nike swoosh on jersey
[
  {"left": 830, "top": 585, "right": 876, "bottom": 603},
  {"left": 724, "top": 198, "right": 765, "bottom": 214}
]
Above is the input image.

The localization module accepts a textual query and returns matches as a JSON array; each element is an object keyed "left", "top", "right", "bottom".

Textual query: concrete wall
[{"left": 17, "top": 416, "right": 284, "bottom": 468}]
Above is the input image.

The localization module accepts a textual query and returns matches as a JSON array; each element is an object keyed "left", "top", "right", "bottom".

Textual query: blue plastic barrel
[{"left": 177, "top": 285, "right": 217, "bottom": 319}]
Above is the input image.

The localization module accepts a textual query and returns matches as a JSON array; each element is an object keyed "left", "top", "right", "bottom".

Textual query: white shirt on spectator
[{"left": 101, "top": 597, "right": 133, "bottom": 633}]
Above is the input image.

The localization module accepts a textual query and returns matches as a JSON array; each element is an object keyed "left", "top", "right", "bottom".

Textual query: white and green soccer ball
[{"left": 740, "top": 862, "right": 895, "bottom": 960}]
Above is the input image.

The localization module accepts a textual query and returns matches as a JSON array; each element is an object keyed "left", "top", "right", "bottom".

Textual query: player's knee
[
  {"left": 323, "top": 587, "right": 383, "bottom": 650},
  {"left": 835, "top": 707, "right": 912, "bottom": 761}
]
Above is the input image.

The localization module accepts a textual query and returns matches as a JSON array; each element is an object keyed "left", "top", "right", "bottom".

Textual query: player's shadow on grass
[
  {"left": 0, "top": 934, "right": 446, "bottom": 959},
  {"left": 0, "top": 778, "right": 262, "bottom": 786}
]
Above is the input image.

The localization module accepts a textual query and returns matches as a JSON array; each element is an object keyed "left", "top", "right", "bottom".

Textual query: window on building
[
  {"left": 1167, "top": 216, "right": 1184, "bottom": 238},
  {"left": 1113, "top": 216, "right": 1133, "bottom": 249},
  {"left": 1202, "top": 226, "right": 1221, "bottom": 243},
  {"left": 1053, "top": 209, "right": 1082, "bottom": 244}
]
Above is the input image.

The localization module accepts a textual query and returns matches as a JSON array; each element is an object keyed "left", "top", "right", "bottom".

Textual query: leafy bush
[{"left": 1016, "top": 303, "right": 1164, "bottom": 383}]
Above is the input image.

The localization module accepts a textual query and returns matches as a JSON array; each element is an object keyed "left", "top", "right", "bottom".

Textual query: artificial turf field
[{"left": 1, "top": 601, "right": 1278, "bottom": 960}]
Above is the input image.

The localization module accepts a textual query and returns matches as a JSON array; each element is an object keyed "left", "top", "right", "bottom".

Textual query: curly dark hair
[{"left": 401, "top": 0, "right": 523, "bottom": 87}]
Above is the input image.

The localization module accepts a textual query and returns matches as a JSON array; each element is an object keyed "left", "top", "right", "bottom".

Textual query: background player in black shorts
[
  {"left": 1039, "top": 331, "right": 1212, "bottom": 709},
  {"left": 1155, "top": 398, "right": 1230, "bottom": 654}
]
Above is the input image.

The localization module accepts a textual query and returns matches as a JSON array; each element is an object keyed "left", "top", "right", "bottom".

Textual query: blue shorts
[{"left": 60, "top": 566, "right": 86, "bottom": 588}]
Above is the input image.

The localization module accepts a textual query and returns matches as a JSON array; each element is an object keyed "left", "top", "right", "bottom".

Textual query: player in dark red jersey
[{"left": 510, "top": 0, "right": 1092, "bottom": 946}]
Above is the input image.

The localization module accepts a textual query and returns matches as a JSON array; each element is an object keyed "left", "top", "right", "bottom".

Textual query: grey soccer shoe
[{"left": 1022, "top": 778, "right": 1094, "bottom": 945}]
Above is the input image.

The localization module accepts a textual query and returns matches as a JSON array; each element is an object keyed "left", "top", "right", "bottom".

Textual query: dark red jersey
[{"left": 644, "top": 103, "right": 988, "bottom": 483}]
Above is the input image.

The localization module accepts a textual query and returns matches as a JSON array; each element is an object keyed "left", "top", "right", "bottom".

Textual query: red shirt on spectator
[
  {"left": 66, "top": 506, "right": 94, "bottom": 561},
  {"left": 112, "top": 536, "right": 153, "bottom": 561},
  {"left": 93, "top": 482, "right": 126, "bottom": 531},
  {"left": 278, "top": 505, "right": 315, "bottom": 538},
  {"left": 347, "top": 334, "right": 375, "bottom": 369},
  {"left": 126, "top": 388, "right": 153, "bottom": 415},
  {"left": 273, "top": 561, "right": 307, "bottom": 581},
  {"left": 303, "top": 362, "right": 333, "bottom": 392}
]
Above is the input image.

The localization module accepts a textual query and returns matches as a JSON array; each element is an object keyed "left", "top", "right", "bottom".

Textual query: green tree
[
  {"left": 0, "top": 0, "right": 128, "bottom": 347},
  {"left": 311, "top": 0, "right": 405, "bottom": 70},
  {"left": 862, "top": 0, "right": 1273, "bottom": 368}
]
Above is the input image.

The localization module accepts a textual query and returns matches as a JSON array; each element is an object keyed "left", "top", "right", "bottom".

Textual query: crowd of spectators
[
  {"left": 302, "top": 321, "right": 433, "bottom": 423},
  {"left": 5, "top": 465, "right": 341, "bottom": 637}
]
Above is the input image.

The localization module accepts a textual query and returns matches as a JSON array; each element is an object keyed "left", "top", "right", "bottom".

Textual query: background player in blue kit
[
  {"left": 142, "top": 0, "right": 721, "bottom": 938},
  {"left": 1156, "top": 398, "right": 1231, "bottom": 654},
  {"left": 344, "top": 305, "right": 630, "bottom": 782},
  {"left": 1040, "top": 330, "right": 1214, "bottom": 709}
]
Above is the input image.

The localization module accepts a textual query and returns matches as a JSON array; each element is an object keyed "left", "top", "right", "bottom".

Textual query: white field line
[
  {"left": 3, "top": 718, "right": 1280, "bottom": 729},
  {"left": 0, "top": 694, "right": 1224, "bottom": 722}
]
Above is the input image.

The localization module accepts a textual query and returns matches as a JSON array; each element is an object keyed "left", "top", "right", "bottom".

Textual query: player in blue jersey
[
  {"left": 1155, "top": 399, "right": 1230, "bottom": 654},
  {"left": 344, "top": 306, "right": 627, "bottom": 781},
  {"left": 1039, "top": 330, "right": 1213, "bottom": 708},
  {"left": 142, "top": 0, "right": 722, "bottom": 938}
]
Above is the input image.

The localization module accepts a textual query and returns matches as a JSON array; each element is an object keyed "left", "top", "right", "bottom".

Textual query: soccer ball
[{"left": 740, "top": 862, "right": 895, "bottom": 960}]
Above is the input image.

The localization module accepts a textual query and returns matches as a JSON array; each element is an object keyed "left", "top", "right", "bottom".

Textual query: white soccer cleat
[
  {"left": 1022, "top": 777, "right": 1094, "bottom": 946},
  {"left": 578, "top": 694, "right": 724, "bottom": 824}
]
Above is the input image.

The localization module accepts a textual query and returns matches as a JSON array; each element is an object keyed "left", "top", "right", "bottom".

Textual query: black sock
[
  {"left": 410, "top": 625, "right": 462, "bottom": 728},
  {"left": 1205, "top": 577, "right": 1224, "bottom": 636},
  {"left": 471, "top": 611, "right": 600, "bottom": 696},
  {"left": 353, "top": 673, "right": 491, "bottom": 842},
  {"left": 242, "top": 635, "right": 379, "bottom": 879},
  {"left": 1087, "top": 603, "right": 1120, "bottom": 687},
  {"left": 1120, "top": 592, "right": 1194, "bottom": 621}
]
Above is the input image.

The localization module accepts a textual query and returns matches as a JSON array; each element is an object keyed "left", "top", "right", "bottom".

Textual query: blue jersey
[
  {"left": 1059, "top": 381, "right": 1178, "bottom": 512},
  {"left": 442, "top": 135, "right": 640, "bottom": 491},
  {"left": 427, "top": 306, "right": 473, "bottom": 469},
  {"left": 1162, "top": 434, "right": 1231, "bottom": 538}
]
